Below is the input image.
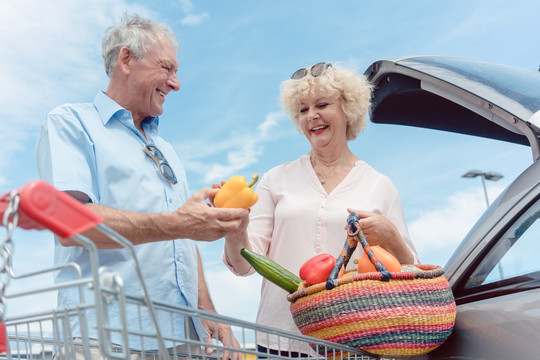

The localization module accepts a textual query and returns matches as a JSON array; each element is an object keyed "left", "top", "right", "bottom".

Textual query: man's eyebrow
[{"left": 163, "top": 59, "right": 179, "bottom": 72}]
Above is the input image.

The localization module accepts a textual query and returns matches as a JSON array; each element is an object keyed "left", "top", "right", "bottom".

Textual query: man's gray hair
[{"left": 102, "top": 14, "right": 180, "bottom": 77}]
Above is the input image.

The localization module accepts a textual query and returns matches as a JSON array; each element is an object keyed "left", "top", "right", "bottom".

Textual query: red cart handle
[
  {"left": 0, "top": 181, "right": 103, "bottom": 238},
  {"left": 0, "top": 321, "right": 6, "bottom": 354}
]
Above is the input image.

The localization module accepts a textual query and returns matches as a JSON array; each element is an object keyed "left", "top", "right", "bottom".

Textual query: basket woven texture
[{"left": 287, "top": 213, "right": 456, "bottom": 359}]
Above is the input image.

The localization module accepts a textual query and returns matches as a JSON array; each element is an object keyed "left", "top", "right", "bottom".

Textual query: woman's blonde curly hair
[{"left": 279, "top": 63, "right": 373, "bottom": 141}]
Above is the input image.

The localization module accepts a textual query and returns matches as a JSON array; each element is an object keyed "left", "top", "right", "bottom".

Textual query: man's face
[{"left": 126, "top": 33, "right": 180, "bottom": 121}]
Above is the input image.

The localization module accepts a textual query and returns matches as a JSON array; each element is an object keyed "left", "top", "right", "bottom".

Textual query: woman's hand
[
  {"left": 347, "top": 208, "right": 414, "bottom": 264},
  {"left": 209, "top": 181, "right": 226, "bottom": 206},
  {"left": 348, "top": 209, "right": 400, "bottom": 247}
]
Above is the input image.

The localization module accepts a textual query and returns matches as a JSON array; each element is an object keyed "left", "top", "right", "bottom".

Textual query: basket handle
[{"left": 326, "top": 212, "right": 391, "bottom": 290}]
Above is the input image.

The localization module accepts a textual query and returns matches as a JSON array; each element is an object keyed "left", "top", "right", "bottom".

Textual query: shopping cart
[{"left": 0, "top": 181, "right": 377, "bottom": 360}]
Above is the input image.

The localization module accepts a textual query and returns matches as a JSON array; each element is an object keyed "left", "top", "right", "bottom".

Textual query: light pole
[
  {"left": 462, "top": 170, "right": 504, "bottom": 207},
  {"left": 462, "top": 169, "right": 504, "bottom": 279}
]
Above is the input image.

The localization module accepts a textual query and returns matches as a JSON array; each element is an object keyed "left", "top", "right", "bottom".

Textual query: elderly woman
[{"left": 223, "top": 62, "right": 419, "bottom": 356}]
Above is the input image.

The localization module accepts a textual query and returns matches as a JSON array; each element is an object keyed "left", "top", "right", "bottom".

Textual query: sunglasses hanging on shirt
[{"left": 143, "top": 144, "right": 178, "bottom": 185}]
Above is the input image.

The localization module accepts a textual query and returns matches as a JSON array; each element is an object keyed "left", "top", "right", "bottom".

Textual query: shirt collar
[
  {"left": 144, "top": 116, "right": 160, "bottom": 126},
  {"left": 93, "top": 91, "right": 160, "bottom": 126}
]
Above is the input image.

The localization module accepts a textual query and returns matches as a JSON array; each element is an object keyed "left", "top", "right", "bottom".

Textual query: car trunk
[{"left": 364, "top": 56, "right": 540, "bottom": 160}]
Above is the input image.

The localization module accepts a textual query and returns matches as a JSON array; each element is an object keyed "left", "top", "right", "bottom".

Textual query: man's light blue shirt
[{"left": 35, "top": 91, "right": 205, "bottom": 349}]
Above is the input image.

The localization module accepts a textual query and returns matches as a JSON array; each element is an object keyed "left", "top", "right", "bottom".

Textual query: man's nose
[{"left": 168, "top": 74, "right": 180, "bottom": 91}]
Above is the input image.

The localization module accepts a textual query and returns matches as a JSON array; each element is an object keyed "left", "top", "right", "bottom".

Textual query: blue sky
[{"left": 1, "top": 0, "right": 539, "bottom": 329}]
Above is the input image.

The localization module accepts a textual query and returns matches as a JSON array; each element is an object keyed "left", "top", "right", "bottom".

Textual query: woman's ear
[{"left": 117, "top": 46, "right": 133, "bottom": 75}]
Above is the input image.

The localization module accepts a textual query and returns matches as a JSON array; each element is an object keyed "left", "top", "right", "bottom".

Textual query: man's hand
[
  {"left": 202, "top": 319, "right": 242, "bottom": 360},
  {"left": 173, "top": 187, "right": 249, "bottom": 241}
]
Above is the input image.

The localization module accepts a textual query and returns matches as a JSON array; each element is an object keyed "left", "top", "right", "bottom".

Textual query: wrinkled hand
[
  {"left": 203, "top": 319, "right": 242, "bottom": 360},
  {"left": 174, "top": 187, "right": 249, "bottom": 241},
  {"left": 347, "top": 209, "right": 400, "bottom": 248}
]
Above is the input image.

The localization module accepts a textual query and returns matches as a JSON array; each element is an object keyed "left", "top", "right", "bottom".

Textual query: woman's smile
[{"left": 310, "top": 124, "right": 329, "bottom": 134}]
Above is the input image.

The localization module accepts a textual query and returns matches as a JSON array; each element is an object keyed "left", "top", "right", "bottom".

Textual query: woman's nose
[{"left": 307, "top": 107, "right": 319, "bottom": 120}]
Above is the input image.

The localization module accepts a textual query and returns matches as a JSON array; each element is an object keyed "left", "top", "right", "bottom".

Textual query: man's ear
[{"left": 117, "top": 46, "right": 133, "bottom": 75}]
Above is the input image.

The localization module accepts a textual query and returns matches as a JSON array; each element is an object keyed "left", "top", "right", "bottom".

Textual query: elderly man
[{"left": 35, "top": 14, "right": 248, "bottom": 359}]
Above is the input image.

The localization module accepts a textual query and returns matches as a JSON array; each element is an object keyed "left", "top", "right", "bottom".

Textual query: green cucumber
[{"left": 240, "top": 248, "right": 303, "bottom": 293}]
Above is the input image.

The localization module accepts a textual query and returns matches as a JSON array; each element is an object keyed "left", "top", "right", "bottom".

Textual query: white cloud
[
  {"left": 181, "top": 13, "right": 210, "bottom": 26},
  {"left": 0, "top": 0, "right": 148, "bottom": 189},
  {"left": 0, "top": 1, "right": 121, "bottom": 120},
  {"left": 435, "top": 0, "right": 521, "bottom": 46},
  {"left": 176, "top": 111, "right": 287, "bottom": 183},
  {"left": 178, "top": 0, "right": 209, "bottom": 26},
  {"left": 4, "top": 230, "right": 56, "bottom": 327},
  {"left": 257, "top": 112, "right": 282, "bottom": 138},
  {"left": 205, "top": 267, "right": 261, "bottom": 322},
  {"left": 203, "top": 138, "right": 263, "bottom": 183},
  {"left": 409, "top": 184, "right": 506, "bottom": 266},
  {"left": 178, "top": 0, "right": 195, "bottom": 13}
]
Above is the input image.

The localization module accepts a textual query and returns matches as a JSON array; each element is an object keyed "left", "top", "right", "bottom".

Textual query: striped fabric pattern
[{"left": 288, "top": 265, "right": 456, "bottom": 359}]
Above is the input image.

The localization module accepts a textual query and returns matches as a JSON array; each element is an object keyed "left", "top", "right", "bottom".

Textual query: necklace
[
  {"left": 312, "top": 152, "right": 355, "bottom": 184},
  {"left": 320, "top": 168, "right": 336, "bottom": 184},
  {"left": 316, "top": 163, "right": 338, "bottom": 184}
]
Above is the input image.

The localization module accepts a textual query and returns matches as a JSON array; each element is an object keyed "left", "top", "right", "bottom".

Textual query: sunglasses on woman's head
[
  {"left": 290, "top": 62, "right": 333, "bottom": 80},
  {"left": 143, "top": 144, "right": 178, "bottom": 185}
]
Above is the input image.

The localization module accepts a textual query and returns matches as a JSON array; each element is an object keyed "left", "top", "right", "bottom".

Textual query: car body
[{"left": 364, "top": 56, "right": 540, "bottom": 359}]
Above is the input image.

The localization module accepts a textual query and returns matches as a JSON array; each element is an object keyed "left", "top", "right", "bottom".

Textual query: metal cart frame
[{"left": 0, "top": 181, "right": 376, "bottom": 360}]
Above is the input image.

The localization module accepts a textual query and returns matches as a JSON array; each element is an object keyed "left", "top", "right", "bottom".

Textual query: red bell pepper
[{"left": 299, "top": 253, "right": 336, "bottom": 285}]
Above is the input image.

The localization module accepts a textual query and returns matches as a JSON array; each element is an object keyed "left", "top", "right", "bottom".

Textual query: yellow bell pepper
[{"left": 214, "top": 173, "right": 259, "bottom": 209}]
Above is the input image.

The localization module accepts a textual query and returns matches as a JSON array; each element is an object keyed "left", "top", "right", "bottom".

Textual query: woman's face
[{"left": 297, "top": 90, "right": 348, "bottom": 150}]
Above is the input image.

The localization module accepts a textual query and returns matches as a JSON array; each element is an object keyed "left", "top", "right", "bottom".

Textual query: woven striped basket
[{"left": 287, "top": 213, "right": 456, "bottom": 359}]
